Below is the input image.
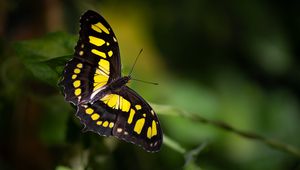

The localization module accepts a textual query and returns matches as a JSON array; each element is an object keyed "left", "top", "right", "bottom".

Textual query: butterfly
[{"left": 59, "top": 10, "right": 162, "bottom": 152}]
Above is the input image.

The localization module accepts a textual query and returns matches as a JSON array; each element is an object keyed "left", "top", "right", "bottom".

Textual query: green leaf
[{"left": 14, "top": 32, "right": 76, "bottom": 85}]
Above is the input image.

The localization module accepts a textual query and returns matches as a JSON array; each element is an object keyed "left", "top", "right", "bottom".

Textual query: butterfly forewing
[{"left": 60, "top": 10, "right": 121, "bottom": 105}]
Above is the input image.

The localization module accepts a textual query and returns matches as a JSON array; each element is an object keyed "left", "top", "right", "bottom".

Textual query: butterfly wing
[
  {"left": 60, "top": 10, "right": 121, "bottom": 105},
  {"left": 112, "top": 86, "right": 163, "bottom": 152},
  {"left": 75, "top": 86, "right": 163, "bottom": 152}
]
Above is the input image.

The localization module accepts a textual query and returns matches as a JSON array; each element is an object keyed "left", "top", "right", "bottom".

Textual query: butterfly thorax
[
  {"left": 108, "top": 76, "right": 131, "bottom": 91},
  {"left": 86, "top": 76, "right": 131, "bottom": 104}
]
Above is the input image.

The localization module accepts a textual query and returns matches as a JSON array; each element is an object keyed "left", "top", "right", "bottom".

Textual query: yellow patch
[
  {"left": 77, "top": 63, "right": 83, "bottom": 68},
  {"left": 113, "top": 37, "right": 117, "bottom": 42},
  {"left": 135, "top": 105, "right": 142, "bottom": 110},
  {"left": 107, "top": 94, "right": 119, "bottom": 109},
  {"left": 72, "top": 74, "right": 77, "bottom": 79},
  {"left": 93, "top": 82, "right": 107, "bottom": 91},
  {"left": 95, "top": 22, "right": 110, "bottom": 34},
  {"left": 100, "top": 94, "right": 111, "bottom": 103},
  {"left": 121, "top": 98, "right": 131, "bottom": 112},
  {"left": 89, "top": 36, "right": 105, "bottom": 46},
  {"left": 79, "top": 51, "right": 84, "bottom": 56},
  {"left": 109, "top": 122, "right": 114, "bottom": 128},
  {"left": 91, "top": 113, "right": 100, "bottom": 120},
  {"left": 97, "top": 121, "right": 103, "bottom": 125},
  {"left": 99, "top": 59, "right": 110, "bottom": 75},
  {"left": 103, "top": 121, "right": 109, "bottom": 127},
  {"left": 74, "top": 88, "right": 81, "bottom": 96},
  {"left": 127, "top": 109, "right": 135, "bottom": 124},
  {"left": 134, "top": 118, "right": 145, "bottom": 134},
  {"left": 143, "top": 113, "right": 146, "bottom": 117},
  {"left": 74, "top": 68, "right": 81, "bottom": 74},
  {"left": 94, "top": 74, "right": 108, "bottom": 83},
  {"left": 91, "top": 24, "right": 101, "bottom": 33},
  {"left": 81, "top": 44, "right": 84, "bottom": 48},
  {"left": 91, "top": 49, "right": 107, "bottom": 58},
  {"left": 101, "top": 94, "right": 132, "bottom": 112},
  {"left": 147, "top": 127, "right": 152, "bottom": 139},
  {"left": 152, "top": 120, "right": 157, "bottom": 137},
  {"left": 106, "top": 42, "right": 110, "bottom": 46},
  {"left": 73, "top": 80, "right": 81, "bottom": 88},
  {"left": 93, "top": 74, "right": 108, "bottom": 91},
  {"left": 108, "top": 50, "right": 113, "bottom": 57},
  {"left": 85, "top": 108, "right": 94, "bottom": 114}
]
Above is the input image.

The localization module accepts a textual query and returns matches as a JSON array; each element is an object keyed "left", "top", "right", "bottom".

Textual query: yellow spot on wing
[
  {"left": 127, "top": 109, "right": 135, "bottom": 124},
  {"left": 89, "top": 36, "right": 105, "bottom": 46},
  {"left": 134, "top": 118, "right": 145, "bottom": 134},
  {"left": 73, "top": 80, "right": 81, "bottom": 88},
  {"left": 151, "top": 120, "right": 157, "bottom": 137},
  {"left": 74, "top": 68, "right": 81, "bottom": 74},
  {"left": 103, "top": 121, "right": 109, "bottom": 127},
  {"left": 100, "top": 94, "right": 112, "bottom": 104},
  {"left": 147, "top": 127, "right": 152, "bottom": 139},
  {"left": 135, "top": 105, "right": 142, "bottom": 110},
  {"left": 91, "top": 24, "right": 101, "bottom": 33},
  {"left": 108, "top": 50, "right": 113, "bottom": 57},
  {"left": 85, "top": 108, "right": 94, "bottom": 114},
  {"left": 109, "top": 122, "right": 114, "bottom": 128},
  {"left": 99, "top": 59, "right": 110, "bottom": 75},
  {"left": 97, "top": 121, "right": 103, "bottom": 125},
  {"left": 107, "top": 94, "right": 119, "bottom": 108},
  {"left": 95, "top": 22, "right": 110, "bottom": 34},
  {"left": 91, "top": 113, "right": 100, "bottom": 120},
  {"left": 77, "top": 63, "right": 83, "bottom": 68},
  {"left": 91, "top": 49, "right": 106, "bottom": 58},
  {"left": 72, "top": 74, "right": 77, "bottom": 79},
  {"left": 75, "top": 88, "right": 81, "bottom": 96},
  {"left": 79, "top": 51, "right": 84, "bottom": 56},
  {"left": 121, "top": 98, "right": 131, "bottom": 112}
]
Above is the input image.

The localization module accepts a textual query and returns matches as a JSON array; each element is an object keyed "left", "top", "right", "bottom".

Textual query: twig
[{"left": 153, "top": 104, "right": 300, "bottom": 158}]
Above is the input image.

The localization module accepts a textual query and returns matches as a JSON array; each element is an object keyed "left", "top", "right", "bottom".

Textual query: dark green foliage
[{"left": 14, "top": 32, "right": 76, "bottom": 85}]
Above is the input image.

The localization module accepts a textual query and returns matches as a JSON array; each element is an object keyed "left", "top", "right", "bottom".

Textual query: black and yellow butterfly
[{"left": 60, "top": 10, "right": 162, "bottom": 152}]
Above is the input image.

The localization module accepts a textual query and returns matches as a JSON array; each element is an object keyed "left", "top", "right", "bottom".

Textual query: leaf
[{"left": 14, "top": 32, "right": 76, "bottom": 85}]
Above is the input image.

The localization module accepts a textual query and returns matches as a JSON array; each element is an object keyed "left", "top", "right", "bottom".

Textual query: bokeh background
[{"left": 1, "top": 0, "right": 300, "bottom": 170}]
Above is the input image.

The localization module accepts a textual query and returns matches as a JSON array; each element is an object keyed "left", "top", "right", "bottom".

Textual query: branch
[{"left": 153, "top": 104, "right": 300, "bottom": 158}]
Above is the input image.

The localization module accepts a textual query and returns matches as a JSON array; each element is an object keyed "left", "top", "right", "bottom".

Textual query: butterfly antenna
[
  {"left": 129, "top": 49, "right": 143, "bottom": 76},
  {"left": 131, "top": 78, "right": 159, "bottom": 85},
  {"left": 128, "top": 49, "right": 159, "bottom": 85}
]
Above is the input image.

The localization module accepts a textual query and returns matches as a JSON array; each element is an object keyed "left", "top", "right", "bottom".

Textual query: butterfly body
[
  {"left": 60, "top": 10, "right": 162, "bottom": 152},
  {"left": 84, "top": 76, "right": 131, "bottom": 105}
]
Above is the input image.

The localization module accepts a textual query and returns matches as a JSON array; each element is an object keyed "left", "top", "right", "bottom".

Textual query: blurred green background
[{"left": 1, "top": 0, "right": 300, "bottom": 170}]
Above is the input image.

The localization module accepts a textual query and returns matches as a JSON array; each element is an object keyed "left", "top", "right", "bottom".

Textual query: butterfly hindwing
[
  {"left": 60, "top": 10, "right": 121, "bottom": 105},
  {"left": 76, "top": 101, "right": 117, "bottom": 136},
  {"left": 75, "top": 86, "right": 162, "bottom": 152},
  {"left": 100, "top": 86, "right": 163, "bottom": 152}
]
